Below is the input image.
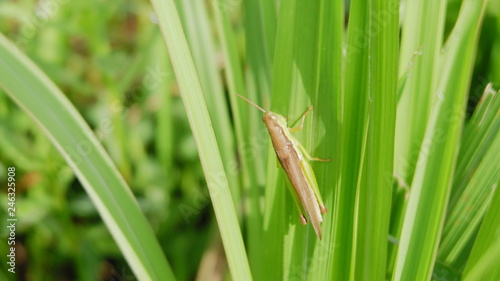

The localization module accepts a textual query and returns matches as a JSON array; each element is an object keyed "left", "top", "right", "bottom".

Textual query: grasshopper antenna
[{"left": 234, "top": 92, "right": 267, "bottom": 113}]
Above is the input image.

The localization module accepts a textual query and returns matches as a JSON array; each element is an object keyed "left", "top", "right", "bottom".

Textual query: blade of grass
[
  {"left": 148, "top": 1, "right": 252, "bottom": 280},
  {"left": 210, "top": 0, "right": 265, "bottom": 278},
  {"left": 394, "top": 0, "right": 446, "bottom": 184},
  {"left": 340, "top": 0, "right": 399, "bottom": 280},
  {"left": 308, "top": 0, "right": 343, "bottom": 279},
  {"left": 174, "top": 0, "right": 240, "bottom": 209},
  {"left": 390, "top": 1, "right": 447, "bottom": 271},
  {"left": 261, "top": 0, "right": 342, "bottom": 280},
  {"left": 439, "top": 139, "right": 498, "bottom": 265},
  {"left": 387, "top": 178, "right": 410, "bottom": 275},
  {"left": 449, "top": 85, "right": 500, "bottom": 210},
  {"left": 353, "top": 0, "right": 398, "bottom": 280},
  {"left": 259, "top": 2, "right": 295, "bottom": 279},
  {"left": 244, "top": 0, "right": 276, "bottom": 104},
  {"left": 392, "top": 1, "right": 488, "bottom": 280},
  {"left": 0, "top": 34, "right": 175, "bottom": 281},
  {"left": 462, "top": 180, "right": 500, "bottom": 281},
  {"left": 336, "top": 0, "right": 372, "bottom": 278},
  {"left": 243, "top": 0, "right": 277, "bottom": 188},
  {"left": 438, "top": 87, "right": 500, "bottom": 267}
]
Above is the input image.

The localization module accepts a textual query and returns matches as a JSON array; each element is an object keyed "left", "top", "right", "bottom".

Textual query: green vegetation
[{"left": 0, "top": 0, "right": 498, "bottom": 280}]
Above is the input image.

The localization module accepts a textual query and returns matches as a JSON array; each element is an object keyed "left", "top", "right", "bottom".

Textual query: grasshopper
[{"left": 235, "top": 93, "right": 330, "bottom": 239}]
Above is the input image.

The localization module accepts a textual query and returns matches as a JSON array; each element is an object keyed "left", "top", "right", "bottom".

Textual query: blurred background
[
  {"left": 0, "top": 0, "right": 498, "bottom": 280},
  {"left": 0, "top": 1, "right": 218, "bottom": 280}
]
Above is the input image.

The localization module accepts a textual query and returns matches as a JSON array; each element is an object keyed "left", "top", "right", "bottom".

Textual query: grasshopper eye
[{"left": 265, "top": 114, "right": 277, "bottom": 121}]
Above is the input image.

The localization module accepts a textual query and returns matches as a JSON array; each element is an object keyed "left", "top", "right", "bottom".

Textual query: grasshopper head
[{"left": 263, "top": 111, "right": 288, "bottom": 128}]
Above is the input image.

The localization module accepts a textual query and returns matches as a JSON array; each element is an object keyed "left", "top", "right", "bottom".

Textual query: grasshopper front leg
[
  {"left": 289, "top": 105, "right": 313, "bottom": 132},
  {"left": 289, "top": 106, "right": 330, "bottom": 162}
]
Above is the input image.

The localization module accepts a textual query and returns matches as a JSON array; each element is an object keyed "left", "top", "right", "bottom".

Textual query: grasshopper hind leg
[{"left": 299, "top": 151, "right": 328, "bottom": 215}]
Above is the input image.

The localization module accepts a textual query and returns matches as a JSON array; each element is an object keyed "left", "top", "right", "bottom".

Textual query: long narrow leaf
[
  {"left": 438, "top": 87, "right": 500, "bottom": 268},
  {"left": 0, "top": 34, "right": 175, "bottom": 281},
  {"left": 392, "top": 1, "right": 488, "bottom": 280},
  {"left": 148, "top": 1, "right": 252, "bottom": 280},
  {"left": 462, "top": 179, "right": 500, "bottom": 281},
  {"left": 353, "top": 0, "right": 398, "bottom": 280},
  {"left": 175, "top": 0, "right": 240, "bottom": 210},
  {"left": 394, "top": 0, "right": 446, "bottom": 184},
  {"left": 211, "top": 0, "right": 265, "bottom": 278}
]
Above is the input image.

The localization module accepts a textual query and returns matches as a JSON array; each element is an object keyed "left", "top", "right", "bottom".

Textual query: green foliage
[
  {"left": 0, "top": 0, "right": 499, "bottom": 280},
  {"left": 0, "top": 32, "right": 174, "bottom": 280}
]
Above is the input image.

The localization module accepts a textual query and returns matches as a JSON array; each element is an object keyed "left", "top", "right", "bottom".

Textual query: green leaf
[
  {"left": 258, "top": 0, "right": 344, "bottom": 280},
  {"left": 211, "top": 0, "right": 265, "bottom": 277},
  {"left": 0, "top": 34, "right": 175, "bottom": 281},
  {"left": 148, "top": 0, "right": 252, "bottom": 280},
  {"left": 394, "top": 0, "right": 447, "bottom": 184},
  {"left": 392, "top": 1, "right": 488, "bottom": 280},
  {"left": 342, "top": 0, "right": 399, "bottom": 280},
  {"left": 175, "top": 0, "right": 240, "bottom": 209},
  {"left": 462, "top": 179, "right": 500, "bottom": 281},
  {"left": 438, "top": 86, "right": 500, "bottom": 268}
]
